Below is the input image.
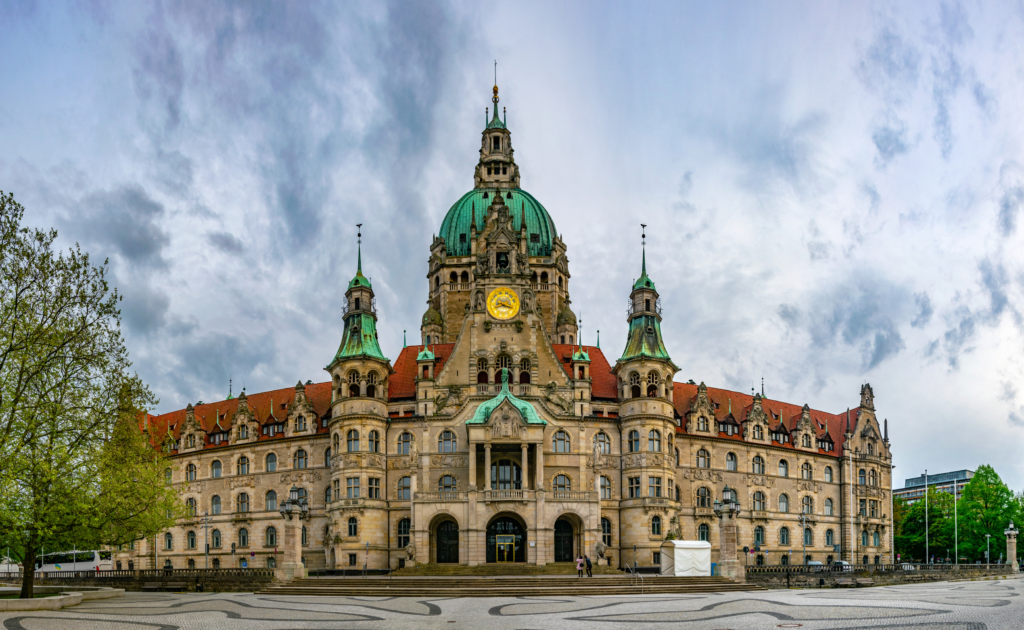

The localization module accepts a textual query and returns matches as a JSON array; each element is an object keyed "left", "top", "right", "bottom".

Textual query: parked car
[
  {"left": 898, "top": 563, "right": 917, "bottom": 570},
  {"left": 805, "top": 561, "right": 826, "bottom": 572},
  {"left": 830, "top": 560, "right": 853, "bottom": 571}
]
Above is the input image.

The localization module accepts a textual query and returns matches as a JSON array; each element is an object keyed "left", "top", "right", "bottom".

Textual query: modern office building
[{"left": 894, "top": 470, "right": 973, "bottom": 504}]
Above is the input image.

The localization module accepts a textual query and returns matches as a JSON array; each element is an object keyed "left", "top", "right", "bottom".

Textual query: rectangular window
[
  {"left": 859, "top": 499, "right": 867, "bottom": 517},
  {"left": 333, "top": 479, "right": 340, "bottom": 499},
  {"left": 347, "top": 478, "right": 360, "bottom": 498},
  {"left": 628, "top": 477, "right": 641, "bottom": 498},
  {"left": 368, "top": 478, "right": 380, "bottom": 499},
  {"left": 648, "top": 477, "right": 662, "bottom": 498},
  {"left": 870, "top": 500, "right": 878, "bottom": 518},
  {"left": 348, "top": 553, "right": 357, "bottom": 566},
  {"left": 653, "top": 551, "right": 661, "bottom": 565}
]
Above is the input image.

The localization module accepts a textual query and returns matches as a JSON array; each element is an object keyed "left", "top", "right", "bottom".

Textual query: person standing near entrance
[
  {"left": 576, "top": 555, "right": 584, "bottom": 578},
  {"left": 585, "top": 555, "right": 592, "bottom": 577}
]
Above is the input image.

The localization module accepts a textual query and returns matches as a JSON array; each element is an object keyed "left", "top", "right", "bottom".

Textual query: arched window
[
  {"left": 211, "top": 461, "right": 222, "bottom": 478},
  {"left": 752, "top": 456, "right": 765, "bottom": 474},
  {"left": 212, "top": 529, "right": 221, "bottom": 548},
  {"left": 186, "top": 497, "right": 197, "bottom": 517},
  {"left": 824, "top": 498, "right": 834, "bottom": 516},
  {"left": 295, "top": 414, "right": 306, "bottom": 432},
  {"left": 461, "top": 270, "right": 469, "bottom": 283},
  {"left": 439, "top": 430, "right": 457, "bottom": 453},
  {"left": 629, "top": 372, "right": 641, "bottom": 398},
  {"left": 187, "top": 531, "right": 197, "bottom": 549},
  {"left": 753, "top": 491, "right": 765, "bottom": 511},
  {"left": 802, "top": 496, "right": 813, "bottom": 514},
  {"left": 675, "top": 448, "right": 680, "bottom": 466},
  {"left": 552, "top": 430, "right": 570, "bottom": 453},
  {"left": 439, "top": 475, "right": 457, "bottom": 492},
  {"left": 754, "top": 526, "right": 765, "bottom": 546},
  {"left": 651, "top": 516, "right": 662, "bottom": 535},
  {"left": 552, "top": 474, "right": 571, "bottom": 491},
  {"left": 675, "top": 486, "right": 680, "bottom": 501},
  {"left": 398, "top": 432, "right": 412, "bottom": 455},
  {"left": 594, "top": 432, "right": 611, "bottom": 454},
  {"left": 164, "top": 533, "right": 173, "bottom": 550},
  {"left": 778, "top": 460, "right": 789, "bottom": 477},
  {"left": 873, "top": 531, "right": 880, "bottom": 546},
  {"left": 324, "top": 447, "right": 331, "bottom": 467},
  {"left": 779, "top": 494, "right": 789, "bottom": 513},
  {"left": 697, "top": 487, "right": 711, "bottom": 508},
  {"left": 347, "top": 430, "right": 360, "bottom": 452},
  {"left": 496, "top": 354, "right": 512, "bottom": 370},
  {"left": 601, "top": 517, "right": 612, "bottom": 546},
  {"left": 780, "top": 527, "right": 790, "bottom": 545},
  {"left": 237, "top": 456, "right": 249, "bottom": 475},
  {"left": 600, "top": 476, "right": 612, "bottom": 499},
  {"left": 266, "top": 453, "right": 277, "bottom": 472},
  {"left": 698, "top": 523, "right": 710, "bottom": 542},
  {"left": 332, "top": 432, "right": 340, "bottom": 453},
  {"left": 348, "top": 370, "right": 360, "bottom": 397},
  {"left": 211, "top": 495, "right": 222, "bottom": 515},
  {"left": 186, "top": 463, "right": 197, "bottom": 481},
  {"left": 266, "top": 526, "right": 277, "bottom": 546},
  {"left": 366, "top": 371, "right": 378, "bottom": 398},
  {"left": 867, "top": 442, "right": 874, "bottom": 455},
  {"left": 302, "top": 526, "right": 308, "bottom": 546},
  {"left": 238, "top": 528, "right": 249, "bottom": 547},
  {"left": 449, "top": 271, "right": 458, "bottom": 283},
  {"left": 753, "top": 425, "right": 763, "bottom": 440},
  {"left": 648, "top": 430, "right": 661, "bottom": 452},
  {"left": 826, "top": 529, "right": 834, "bottom": 546},
  {"left": 540, "top": 271, "right": 548, "bottom": 283},
  {"left": 324, "top": 486, "right": 331, "bottom": 504},
  {"left": 824, "top": 466, "right": 833, "bottom": 483},
  {"left": 802, "top": 462, "right": 813, "bottom": 480},
  {"left": 858, "top": 469, "right": 866, "bottom": 485},
  {"left": 804, "top": 527, "right": 813, "bottom": 546},
  {"left": 861, "top": 530, "right": 869, "bottom": 546},
  {"left": 164, "top": 468, "right": 172, "bottom": 484},
  {"left": 398, "top": 476, "right": 411, "bottom": 500},
  {"left": 368, "top": 430, "right": 380, "bottom": 453},
  {"left": 628, "top": 430, "right": 640, "bottom": 453},
  {"left": 646, "top": 371, "right": 660, "bottom": 397},
  {"left": 697, "top": 416, "right": 709, "bottom": 431},
  {"left": 726, "top": 452, "right": 737, "bottom": 471},
  {"left": 294, "top": 449, "right": 307, "bottom": 469},
  {"left": 696, "top": 449, "right": 710, "bottom": 468},
  {"left": 869, "top": 469, "right": 877, "bottom": 486},
  {"left": 266, "top": 490, "right": 277, "bottom": 511},
  {"left": 237, "top": 493, "right": 249, "bottom": 512}
]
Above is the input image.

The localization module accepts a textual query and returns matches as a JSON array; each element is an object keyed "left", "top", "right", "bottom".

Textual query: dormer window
[{"left": 460, "top": 234, "right": 467, "bottom": 243}]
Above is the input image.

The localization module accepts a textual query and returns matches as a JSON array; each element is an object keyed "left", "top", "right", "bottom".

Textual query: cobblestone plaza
[{"left": 2, "top": 578, "right": 1021, "bottom": 629}]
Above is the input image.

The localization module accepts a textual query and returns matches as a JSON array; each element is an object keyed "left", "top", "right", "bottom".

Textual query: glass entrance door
[
  {"left": 436, "top": 520, "right": 459, "bottom": 563},
  {"left": 495, "top": 535, "right": 515, "bottom": 562}
]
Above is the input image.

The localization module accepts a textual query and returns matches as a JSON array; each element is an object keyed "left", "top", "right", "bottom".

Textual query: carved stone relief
[{"left": 431, "top": 454, "right": 467, "bottom": 468}]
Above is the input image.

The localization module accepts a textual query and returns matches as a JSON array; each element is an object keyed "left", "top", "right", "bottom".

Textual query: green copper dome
[{"left": 439, "top": 188, "right": 556, "bottom": 257}]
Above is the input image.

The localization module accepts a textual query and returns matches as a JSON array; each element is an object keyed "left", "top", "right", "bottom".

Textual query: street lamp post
[
  {"left": 799, "top": 513, "right": 808, "bottom": 565},
  {"left": 200, "top": 511, "right": 213, "bottom": 570},
  {"left": 953, "top": 478, "right": 958, "bottom": 565},
  {"left": 713, "top": 485, "right": 743, "bottom": 582},
  {"left": 924, "top": 470, "right": 929, "bottom": 563},
  {"left": 986, "top": 534, "right": 991, "bottom": 566},
  {"left": 278, "top": 486, "right": 310, "bottom": 580}
]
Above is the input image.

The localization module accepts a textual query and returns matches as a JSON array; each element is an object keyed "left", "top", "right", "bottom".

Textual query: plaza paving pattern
[{"left": 0, "top": 577, "right": 1020, "bottom": 629}]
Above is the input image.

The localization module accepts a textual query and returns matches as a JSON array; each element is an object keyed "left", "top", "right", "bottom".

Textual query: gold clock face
[{"left": 486, "top": 287, "right": 520, "bottom": 320}]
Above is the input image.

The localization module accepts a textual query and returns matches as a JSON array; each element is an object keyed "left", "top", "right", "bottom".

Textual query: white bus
[{"left": 34, "top": 550, "right": 113, "bottom": 572}]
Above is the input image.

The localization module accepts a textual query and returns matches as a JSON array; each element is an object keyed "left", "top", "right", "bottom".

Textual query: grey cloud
[
  {"left": 132, "top": 8, "right": 185, "bottom": 133},
  {"left": 1000, "top": 381, "right": 1017, "bottom": 403},
  {"left": 938, "top": 2, "right": 973, "bottom": 47},
  {"left": 778, "top": 304, "right": 801, "bottom": 327},
  {"left": 207, "top": 230, "right": 245, "bottom": 254},
  {"left": 972, "top": 81, "right": 996, "bottom": 117},
  {"left": 871, "top": 113, "right": 910, "bottom": 168},
  {"left": 937, "top": 258, "right": 1014, "bottom": 369},
  {"left": 911, "top": 292, "right": 933, "bottom": 328},
  {"left": 978, "top": 257, "right": 1012, "bottom": 322},
  {"left": 1009, "top": 411, "right": 1024, "bottom": 429},
  {"left": 861, "top": 182, "right": 881, "bottom": 213},
  {"left": 941, "top": 304, "right": 976, "bottom": 369},
  {"left": 931, "top": 51, "right": 963, "bottom": 159},
  {"left": 119, "top": 280, "right": 172, "bottom": 336},
  {"left": 857, "top": 26, "right": 921, "bottom": 95},
  {"left": 724, "top": 102, "right": 828, "bottom": 193},
  {"left": 997, "top": 183, "right": 1023, "bottom": 237},
  {"left": 68, "top": 184, "right": 169, "bottom": 268}
]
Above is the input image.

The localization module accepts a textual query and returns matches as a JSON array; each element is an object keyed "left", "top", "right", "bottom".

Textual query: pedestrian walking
[
  {"left": 585, "top": 555, "right": 593, "bottom": 577},
  {"left": 576, "top": 555, "right": 584, "bottom": 578}
]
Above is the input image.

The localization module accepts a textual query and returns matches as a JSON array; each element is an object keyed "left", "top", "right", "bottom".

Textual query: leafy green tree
[
  {"left": 894, "top": 487, "right": 954, "bottom": 562},
  {"left": 958, "top": 465, "right": 1017, "bottom": 563},
  {"left": 0, "top": 192, "right": 178, "bottom": 598}
]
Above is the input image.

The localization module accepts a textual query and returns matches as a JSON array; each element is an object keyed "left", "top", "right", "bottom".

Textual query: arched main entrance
[
  {"left": 554, "top": 518, "right": 575, "bottom": 562},
  {"left": 436, "top": 520, "right": 459, "bottom": 563},
  {"left": 486, "top": 516, "right": 526, "bottom": 563}
]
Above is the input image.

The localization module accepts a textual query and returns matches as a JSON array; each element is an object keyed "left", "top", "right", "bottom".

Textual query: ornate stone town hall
[{"left": 131, "top": 86, "right": 893, "bottom": 573}]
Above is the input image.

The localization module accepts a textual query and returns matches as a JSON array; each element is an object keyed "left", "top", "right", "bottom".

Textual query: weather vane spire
[
  {"left": 641, "top": 223, "right": 647, "bottom": 276},
  {"left": 356, "top": 223, "right": 363, "bottom": 274}
]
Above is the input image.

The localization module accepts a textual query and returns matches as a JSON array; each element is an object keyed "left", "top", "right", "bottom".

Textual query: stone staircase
[{"left": 260, "top": 574, "right": 761, "bottom": 597}]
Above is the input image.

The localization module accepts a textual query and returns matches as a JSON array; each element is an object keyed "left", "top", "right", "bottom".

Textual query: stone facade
[{"left": 121, "top": 85, "right": 894, "bottom": 574}]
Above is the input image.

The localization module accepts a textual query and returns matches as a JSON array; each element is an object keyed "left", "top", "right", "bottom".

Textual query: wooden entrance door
[
  {"left": 554, "top": 518, "right": 574, "bottom": 562},
  {"left": 437, "top": 520, "right": 459, "bottom": 563}
]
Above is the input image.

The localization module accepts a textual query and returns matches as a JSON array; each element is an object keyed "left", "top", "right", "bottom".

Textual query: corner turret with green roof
[
  {"left": 327, "top": 231, "right": 389, "bottom": 369},
  {"left": 617, "top": 239, "right": 676, "bottom": 367}
]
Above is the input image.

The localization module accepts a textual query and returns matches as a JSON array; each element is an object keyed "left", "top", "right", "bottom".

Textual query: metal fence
[
  {"left": 0, "top": 568, "right": 275, "bottom": 580},
  {"left": 746, "top": 563, "right": 1005, "bottom": 575}
]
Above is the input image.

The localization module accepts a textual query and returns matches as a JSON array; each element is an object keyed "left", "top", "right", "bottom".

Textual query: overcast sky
[{"left": 2, "top": 1, "right": 1024, "bottom": 489}]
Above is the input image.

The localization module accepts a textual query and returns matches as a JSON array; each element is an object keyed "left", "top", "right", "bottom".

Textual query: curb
[{"left": 0, "top": 587, "right": 124, "bottom": 611}]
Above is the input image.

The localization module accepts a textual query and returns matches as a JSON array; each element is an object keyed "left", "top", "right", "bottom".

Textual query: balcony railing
[
  {"left": 484, "top": 489, "right": 531, "bottom": 501},
  {"left": 550, "top": 490, "right": 597, "bottom": 502},
  {"left": 448, "top": 282, "right": 471, "bottom": 291},
  {"left": 415, "top": 491, "right": 465, "bottom": 502}
]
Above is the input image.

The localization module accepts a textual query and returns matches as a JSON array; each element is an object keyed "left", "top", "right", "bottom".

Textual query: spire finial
[
  {"left": 356, "top": 223, "right": 363, "bottom": 274},
  {"left": 403, "top": 330, "right": 407, "bottom": 348},
  {"left": 641, "top": 223, "right": 647, "bottom": 277},
  {"left": 596, "top": 329, "right": 600, "bottom": 348},
  {"left": 761, "top": 376, "right": 764, "bottom": 397},
  {"left": 228, "top": 377, "right": 233, "bottom": 400}
]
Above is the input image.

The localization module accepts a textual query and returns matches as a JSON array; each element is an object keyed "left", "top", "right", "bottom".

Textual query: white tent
[{"left": 659, "top": 540, "right": 712, "bottom": 576}]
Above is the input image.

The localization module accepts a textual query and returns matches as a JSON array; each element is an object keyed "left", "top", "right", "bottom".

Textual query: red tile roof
[
  {"left": 389, "top": 344, "right": 456, "bottom": 400},
  {"left": 551, "top": 345, "right": 618, "bottom": 400},
  {"left": 671, "top": 382, "right": 857, "bottom": 456}
]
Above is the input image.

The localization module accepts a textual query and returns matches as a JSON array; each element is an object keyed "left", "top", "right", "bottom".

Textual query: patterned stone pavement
[{"left": 1, "top": 577, "right": 1020, "bottom": 630}]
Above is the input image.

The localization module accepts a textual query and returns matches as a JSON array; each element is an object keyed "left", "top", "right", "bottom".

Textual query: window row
[
  {"left": 173, "top": 449, "right": 328, "bottom": 482},
  {"left": 693, "top": 450, "right": 834, "bottom": 481}
]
